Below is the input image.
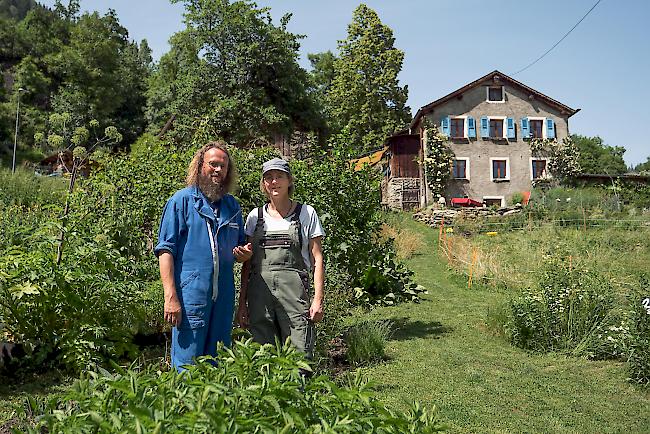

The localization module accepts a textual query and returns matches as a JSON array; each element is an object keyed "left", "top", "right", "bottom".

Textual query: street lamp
[{"left": 12, "top": 87, "right": 27, "bottom": 174}]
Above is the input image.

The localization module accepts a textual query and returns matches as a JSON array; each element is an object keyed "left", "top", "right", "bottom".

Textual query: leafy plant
[
  {"left": 345, "top": 320, "right": 392, "bottom": 366},
  {"left": 628, "top": 276, "right": 650, "bottom": 387},
  {"left": 506, "top": 254, "right": 617, "bottom": 358},
  {"left": 0, "top": 233, "right": 144, "bottom": 372},
  {"left": 21, "top": 339, "right": 446, "bottom": 433},
  {"left": 510, "top": 192, "right": 524, "bottom": 205}
]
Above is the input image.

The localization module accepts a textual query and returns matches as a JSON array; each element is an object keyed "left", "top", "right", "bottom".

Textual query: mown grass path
[{"left": 360, "top": 218, "right": 650, "bottom": 433}]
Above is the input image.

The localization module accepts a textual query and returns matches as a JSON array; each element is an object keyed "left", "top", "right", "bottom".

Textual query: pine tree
[{"left": 326, "top": 4, "right": 411, "bottom": 155}]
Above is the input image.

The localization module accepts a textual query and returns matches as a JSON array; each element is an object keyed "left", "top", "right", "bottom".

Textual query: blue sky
[{"left": 41, "top": 0, "right": 650, "bottom": 166}]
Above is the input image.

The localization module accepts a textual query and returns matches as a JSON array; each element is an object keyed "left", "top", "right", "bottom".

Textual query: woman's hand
[
  {"left": 233, "top": 243, "right": 253, "bottom": 263},
  {"left": 236, "top": 303, "right": 249, "bottom": 328},
  {"left": 309, "top": 298, "right": 324, "bottom": 323}
]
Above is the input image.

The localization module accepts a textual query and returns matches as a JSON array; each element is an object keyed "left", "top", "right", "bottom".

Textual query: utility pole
[{"left": 12, "top": 87, "right": 26, "bottom": 174}]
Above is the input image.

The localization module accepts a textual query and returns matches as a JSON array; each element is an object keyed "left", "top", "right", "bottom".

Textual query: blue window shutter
[
  {"left": 441, "top": 116, "right": 450, "bottom": 136},
  {"left": 506, "top": 117, "right": 515, "bottom": 139},
  {"left": 546, "top": 118, "right": 555, "bottom": 139},
  {"left": 521, "top": 117, "right": 529, "bottom": 138},
  {"left": 480, "top": 116, "right": 489, "bottom": 138},
  {"left": 467, "top": 117, "right": 476, "bottom": 138}
]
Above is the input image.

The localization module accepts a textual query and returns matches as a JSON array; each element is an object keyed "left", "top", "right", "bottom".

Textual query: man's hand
[
  {"left": 233, "top": 243, "right": 253, "bottom": 263},
  {"left": 309, "top": 298, "right": 324, "bottom": 323},
  {"left": 164, "top": 296, "right": 182, "bottom": 327},
  {"left": 236, "top": 303, "right": 249, "bottom": 328}
]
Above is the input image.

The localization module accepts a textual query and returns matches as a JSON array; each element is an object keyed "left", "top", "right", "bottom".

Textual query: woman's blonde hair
[
  {"left": 259, "top": 172, "right": 294, "bottom": 199},
  {"left": 186, "top": 141, "right": 237, "bottom": 193}
]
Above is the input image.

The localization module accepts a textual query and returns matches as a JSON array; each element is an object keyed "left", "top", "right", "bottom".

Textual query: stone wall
[
  {"left": 413, "top": 203, "right": 523, "bottom": 227},
  {"left": 386, "top": 177, "right": 420, "bottom": 210}
]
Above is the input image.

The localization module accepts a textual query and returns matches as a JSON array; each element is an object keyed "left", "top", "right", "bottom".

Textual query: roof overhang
[{"left": 410, "top": 70, "right": 580, "bottom": 130}]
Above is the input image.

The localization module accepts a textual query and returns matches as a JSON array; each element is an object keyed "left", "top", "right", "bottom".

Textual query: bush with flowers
[
  {"left": 506, "top": 253, "right": 620, "bottom": 358},
  {"left": 421, "top": 127, "right": 454, "bottom": 201}
]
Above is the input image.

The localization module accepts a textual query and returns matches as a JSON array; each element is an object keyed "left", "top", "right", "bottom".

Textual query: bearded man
[{"left": 155, "top": 141, "right": 252, "bottom": 370}]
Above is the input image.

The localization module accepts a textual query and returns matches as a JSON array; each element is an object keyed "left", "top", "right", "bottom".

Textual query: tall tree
[
  {"left": 0, "top": 0, "right": 37, "bottom": 21},
  {"left": 325, "top": 4, "right": 410, "bottom": 155},
  {"left": 147, "top": 0, "right": 323, "bottom": 145},
  {"left": 0, "top": 4, "right": 150, "bottom": 162},
  {"left": 571, "top": 134, "right": 627, "bottom": 175},
  {"left": 308, "top": 51, "right": 336, "bottom": 99}
]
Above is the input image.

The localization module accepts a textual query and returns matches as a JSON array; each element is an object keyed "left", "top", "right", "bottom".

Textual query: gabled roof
[{"left": 410, "top": 70, "right": 580, "bottom": 130}]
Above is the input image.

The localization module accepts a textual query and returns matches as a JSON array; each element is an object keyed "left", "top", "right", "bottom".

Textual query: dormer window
[{"left": 487, "top": 86, "right": 504, "bottom": 103}]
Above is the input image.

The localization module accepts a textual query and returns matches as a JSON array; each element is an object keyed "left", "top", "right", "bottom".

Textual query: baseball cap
[{"left": 262, "top": 158, "right": 291, "bottom": 175}]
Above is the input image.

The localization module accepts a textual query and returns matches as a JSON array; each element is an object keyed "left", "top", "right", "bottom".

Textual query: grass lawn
[{"left": 360, "top": 215, "right": 650, "bottom": 433}]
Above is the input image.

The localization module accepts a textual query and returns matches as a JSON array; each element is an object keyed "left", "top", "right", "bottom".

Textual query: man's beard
[{"left": 198, "top": 174, "right": 225, "bottom": 202}]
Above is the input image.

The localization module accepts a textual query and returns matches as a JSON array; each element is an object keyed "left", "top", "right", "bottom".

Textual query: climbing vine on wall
[
  {"left": 530, "top": 137, "right": 581, "bottom": 186},
  {"left": 422, "top": 127, "right": 454, "bottom": 199}
]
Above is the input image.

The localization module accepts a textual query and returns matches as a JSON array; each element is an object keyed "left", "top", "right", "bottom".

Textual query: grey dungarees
[{"left": 248, "top": 203, "right": 315, "bottom": 358}]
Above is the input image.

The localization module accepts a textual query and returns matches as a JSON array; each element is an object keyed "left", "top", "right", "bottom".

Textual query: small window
[
  {"left": 484, "top": 197, "right": 503, "bottom": 207},
  {"left": 489, "top": 119, "right": 503, "bottom": 138},
  {"left": 532, "top": 159, "right": 547, "bottom": 179},
  {"left": 530, "top": 120, "right": 544, "bottom": 138},
  {"left": 452, "top": 159, "right": 467, "bottom": 179},
  {"left": 492, "top": 159, "right": 507, "bottom": 180},
  {"left": 487, "top": 86, "right": 504, "bottom": 102},
  {"left": 450, "top": 118, "right": 465, "bottom": 138}
]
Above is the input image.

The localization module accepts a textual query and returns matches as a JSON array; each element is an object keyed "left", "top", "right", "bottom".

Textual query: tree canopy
[
  {"left": 324, "top": 4, "right": 411, "bottom": 156},
  {"left": 0, "top": 0, "right": 37, "bottom": 21},
  {"left": 147, "top": 0, "right": 323, "bottom": 146},
  {"left": 571, "top": 134, "right": 627, "bottom": 175},
  {"left": 0, "top": 1, "right": 150, "bottom": 163}
]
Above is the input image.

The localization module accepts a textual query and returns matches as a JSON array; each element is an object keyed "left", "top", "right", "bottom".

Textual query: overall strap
[
  {"left": 291, "top": 203, "right": 303, "bottom": 249},
  {"left": 256, "top": 204, "right": 265, "bottom": 229}
]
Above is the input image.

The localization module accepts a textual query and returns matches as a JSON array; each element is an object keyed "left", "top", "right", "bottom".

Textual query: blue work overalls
[{"left": 155, "top": 186, "right": 245, "bottom": 370}]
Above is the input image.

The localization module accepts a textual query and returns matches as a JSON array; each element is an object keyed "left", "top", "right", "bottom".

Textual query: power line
[{"left": 511, "top": 0, "right": 603, "bottom": 76}]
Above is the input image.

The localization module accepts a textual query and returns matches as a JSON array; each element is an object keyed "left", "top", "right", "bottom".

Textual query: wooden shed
[
  {"left": 387, "top": 133, "right": 420, "bottom": 178},
  {"left": 384, "top": 133, "right": 422, "bottom": 210}
]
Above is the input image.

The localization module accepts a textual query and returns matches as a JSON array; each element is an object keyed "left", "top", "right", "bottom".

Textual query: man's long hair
[{"left": 186, "top": 141, "right": 238, "bottom": 193}]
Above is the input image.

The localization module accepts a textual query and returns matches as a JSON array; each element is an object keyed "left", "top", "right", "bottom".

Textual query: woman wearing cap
[{"left": 235, "top": 158, "right": 324, "bottom": 358}]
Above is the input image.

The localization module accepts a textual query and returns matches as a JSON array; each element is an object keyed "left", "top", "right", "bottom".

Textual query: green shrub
[
  {"left": 0, "top": 168, "right": 66, "bottom": 208},
  {"left": 22, "top": 339, "right": 446, "bottom": 433},
  {"left": 506, "top": 254, "right": 618, "bottom": 358},
  {"left": 345, "top": 320, "right": 392, "bottom": 366},
  {"left": 628, "top": 277, "right": 650, "bottom": 387},
  {"left": 0, "top": 233, "right": 145, "bottom": 372},
  {"left": 510, "top": 192, "right": 524, "bottom": 205}
]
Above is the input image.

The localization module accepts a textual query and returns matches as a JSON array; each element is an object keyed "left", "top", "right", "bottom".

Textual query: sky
[{"left": 40, "top": 0, "right": 650, "bottom": 166}]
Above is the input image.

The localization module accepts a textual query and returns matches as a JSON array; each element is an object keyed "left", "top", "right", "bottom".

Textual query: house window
[
  {"left": 483, "top": 197, "right": 504, "bottom": 207},
  {"left": 452, "top": 158, "right": 469, "bottom": 179},
  {"left": 490, "top": 158, "right": 509, "bottom": 181},
  {"left": 489, "top": 119, "right": 503, "bottom": 138},
  {"left": 450, "top": 118, "right": 465, "bottom": 138},
  {"left": 532, "top": 159, "right": 547, "bottom": 180},
  {"left": 487, "top": 86, "right": 504, "bottom": 102},
  {"left": 530, "top": 120, "right": 543, "bottom": 138}
]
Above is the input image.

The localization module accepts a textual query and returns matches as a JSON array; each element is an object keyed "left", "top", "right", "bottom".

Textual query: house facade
[{"left": 411, "top": 70, "right": 579, "bottom": 207}]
